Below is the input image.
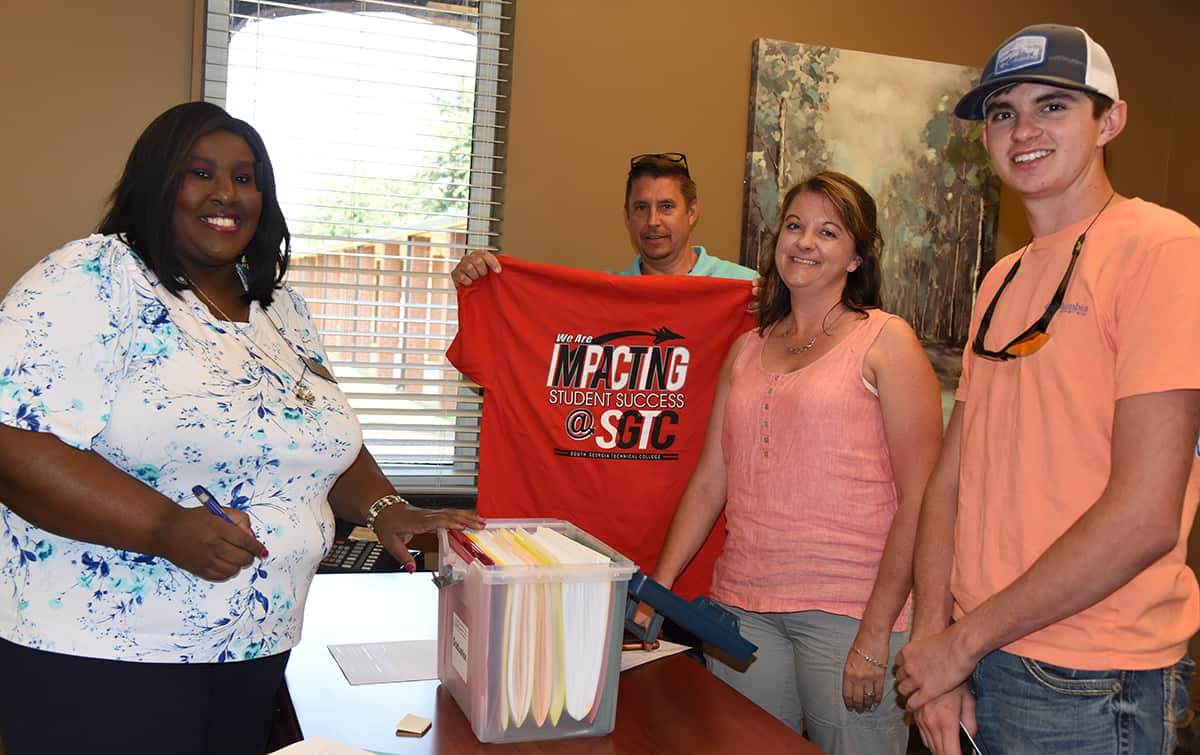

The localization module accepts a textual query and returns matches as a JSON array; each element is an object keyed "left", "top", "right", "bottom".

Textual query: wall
[
  {"left": 501, "top": 0, "right": 1197, "bottom": 272},
  {"left": 3, "top": 2, "right": 1194, "bottom": 288},
  {"left": 2, "top": 0, "right": 1198, "bottom": 700},
  {"left": 1163, "top": 11, "right": 1200, "bottom": 223},
  {"left": 0, "top": 1, "right": 197, "bottom": 292}
]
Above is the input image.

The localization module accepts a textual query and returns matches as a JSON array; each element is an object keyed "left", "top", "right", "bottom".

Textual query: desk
[{"left": 286, "top": 573, "right": 821, "bottom": 754}]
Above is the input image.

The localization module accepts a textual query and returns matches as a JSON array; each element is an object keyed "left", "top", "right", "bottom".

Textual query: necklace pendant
[
  {"left": 294, "top": 383, "right": 316, "bottom": 407},
  {"left": 787, "top": 335, "right": 818, "bottom": 354}
]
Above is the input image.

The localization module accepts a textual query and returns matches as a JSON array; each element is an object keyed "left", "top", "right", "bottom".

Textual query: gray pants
[{"left": 706, "top": 605, "right": 909, "bottom": 755}]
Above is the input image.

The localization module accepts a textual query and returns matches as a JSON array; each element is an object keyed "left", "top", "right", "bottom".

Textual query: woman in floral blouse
[{"left": 0, "top": 102, "right": 481, "bottom": 755}]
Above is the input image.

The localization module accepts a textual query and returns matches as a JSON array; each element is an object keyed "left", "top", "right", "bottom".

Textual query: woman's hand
[
  {"left": 372, "top": 503, "right": 485, "bottom": 569},
  {"left": 451, "top": 251, "right": 502, "bottom": 287},
  {"left": 842, "top": 629, "right": 890, "bottom": 713},
  {"left": 155, "top": 505, "right": 265, "bottom": 582}
]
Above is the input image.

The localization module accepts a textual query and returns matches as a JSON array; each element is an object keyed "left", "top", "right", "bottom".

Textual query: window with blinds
[{"left": 203, "top": 0, "right": 510, "bottom": 496}]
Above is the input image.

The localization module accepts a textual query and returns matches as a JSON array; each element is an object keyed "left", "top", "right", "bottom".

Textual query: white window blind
[{"left": 203, "top": 0, "right": 510, "bottom": 496}]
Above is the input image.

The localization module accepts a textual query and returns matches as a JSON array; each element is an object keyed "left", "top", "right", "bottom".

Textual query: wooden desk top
[{"left": 287, "top": 573, "right": 820, "bottom": 754}]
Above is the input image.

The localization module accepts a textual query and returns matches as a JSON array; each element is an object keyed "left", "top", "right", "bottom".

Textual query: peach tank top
[{"left": 710, "top": 309, "right": 909, "bottom": 630}]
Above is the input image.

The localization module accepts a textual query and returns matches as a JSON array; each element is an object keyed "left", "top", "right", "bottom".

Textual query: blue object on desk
[
  {"left": 624, "top": 571, "right": 757, "bottom": 663},
  {"left": 191, "top": 484, "right": 236, "bottom": 525}
]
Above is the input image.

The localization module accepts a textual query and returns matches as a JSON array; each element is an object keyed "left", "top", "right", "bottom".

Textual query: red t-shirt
[{"left": 447, "top": 257, "right": 755, "bottom": 599}]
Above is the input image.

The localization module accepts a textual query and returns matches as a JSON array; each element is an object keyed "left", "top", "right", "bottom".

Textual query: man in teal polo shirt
[{"left": 451, "top": 152, "right": 757, "bottom": 284}]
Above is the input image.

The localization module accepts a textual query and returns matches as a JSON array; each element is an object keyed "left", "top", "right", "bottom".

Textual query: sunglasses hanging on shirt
[{"left": 971, "top": 193, "right": 1116, "bottom": 361}]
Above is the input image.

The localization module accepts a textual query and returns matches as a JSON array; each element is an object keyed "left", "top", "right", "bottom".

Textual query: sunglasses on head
[
  {"left": 629, "top": 152, "right": 690, "bottom": 176},
  {"left": 972, "top": 194, "right": 1114, "bottom": 362}
]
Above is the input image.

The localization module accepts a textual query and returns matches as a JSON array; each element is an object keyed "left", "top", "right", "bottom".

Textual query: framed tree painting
[{"left": 741, "top": 39, "right": 1000, "bottom": 418}]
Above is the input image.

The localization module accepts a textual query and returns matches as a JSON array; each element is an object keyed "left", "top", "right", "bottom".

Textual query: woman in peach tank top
[{"left": 650, "top": 173, "right": 944, "bottom": 755}]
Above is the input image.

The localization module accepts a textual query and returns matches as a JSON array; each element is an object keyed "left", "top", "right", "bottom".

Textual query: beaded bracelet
[
  {"left": 365, "top": 494, "right": 408, "bottom": 532},
  {"left": 852, "top": 646, "right": 888, "bottom": 669}
]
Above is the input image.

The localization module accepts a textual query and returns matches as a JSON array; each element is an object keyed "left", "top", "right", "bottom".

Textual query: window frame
[{"left": 200, "top": 0, "right": 513, "bottom": 497}]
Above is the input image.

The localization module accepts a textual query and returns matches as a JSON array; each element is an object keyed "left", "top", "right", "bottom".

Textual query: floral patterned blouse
[{"left": 0, "top": 234, "right": 361, "bottom": 662}]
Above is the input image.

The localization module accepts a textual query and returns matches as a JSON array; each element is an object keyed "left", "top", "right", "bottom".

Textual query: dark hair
[
  {"left": 623, "top": 158, "right": 697, "bottom": 209},
  {"left": 757, "top": 171, "right": 882, "bottom": 333},
  {"left": 97, "top": 101, "right": 290, "bottom": 305},
  {"left": 1085, "top": 91, "right": 1115, "bottom": 118}
]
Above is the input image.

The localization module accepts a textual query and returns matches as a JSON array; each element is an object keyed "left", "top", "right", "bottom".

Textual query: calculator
[
  {"left": 320, "top": 538, "right": 384, "bottom": 572},
  {"left": 318, "top": 538, "right": 424, "bottom": 574}
]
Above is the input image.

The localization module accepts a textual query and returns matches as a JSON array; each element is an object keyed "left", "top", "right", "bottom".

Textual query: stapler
[{"left": 622, "top": 571, "right": 757, "bottom": 663}]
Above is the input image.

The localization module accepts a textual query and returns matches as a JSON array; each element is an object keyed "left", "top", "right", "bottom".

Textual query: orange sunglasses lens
[{"left": 1006, "top": 331, "right": 1051, "bottom": 357}]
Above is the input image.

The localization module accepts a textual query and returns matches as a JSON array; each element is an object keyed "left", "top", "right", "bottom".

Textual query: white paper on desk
[
  {"left": 328, "top": 640, "right": 437, "bottom": 685},
  {"left": 620, "top": 640, "right": 690, "bottom": 672},
  {"left": 269, "top": 735, "right": 374, "bottom": 754}
]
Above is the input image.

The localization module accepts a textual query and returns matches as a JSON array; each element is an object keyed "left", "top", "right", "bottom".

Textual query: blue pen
[
  {"left": 192, "top": 485, "right": 268, "bottom": 559},
  {"left": 192, "top": 484, "right": 236, "bottom": 525}
]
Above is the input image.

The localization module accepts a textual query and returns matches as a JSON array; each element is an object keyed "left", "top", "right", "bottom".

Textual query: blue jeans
[{"left": 971, "top": 649, "right": 1193, "bottom": 755}]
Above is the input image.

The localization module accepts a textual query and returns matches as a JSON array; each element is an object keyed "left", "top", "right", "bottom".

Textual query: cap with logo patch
[{"left": 955, "top": 24, "right": 1119, "bottom": 120}]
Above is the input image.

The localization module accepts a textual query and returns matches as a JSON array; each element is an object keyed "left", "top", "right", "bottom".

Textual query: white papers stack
[{"left": 464, "top": 527, "right": 614, "bottom": 732}]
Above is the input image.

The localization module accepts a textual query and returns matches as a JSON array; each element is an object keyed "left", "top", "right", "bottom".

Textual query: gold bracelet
[
  {"left": 365, "top": 494, "right": 407, "bottom": 532},
  {"left": 852, "top": 646, "right": 888, "bottom": 669}
]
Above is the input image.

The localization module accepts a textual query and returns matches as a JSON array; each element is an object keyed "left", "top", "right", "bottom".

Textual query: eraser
[{"left": 395, "top": 713, "right": 432, "bottom": 737}]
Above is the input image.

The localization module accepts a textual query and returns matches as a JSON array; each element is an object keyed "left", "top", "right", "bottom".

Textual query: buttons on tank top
[{"left": 761, "top": 375, "right": 782, "bottom": 458}]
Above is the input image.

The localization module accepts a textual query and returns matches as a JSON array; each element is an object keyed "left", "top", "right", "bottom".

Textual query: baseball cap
[{"left": 955, "top": 24, "right": 1119, "bottom": 120}]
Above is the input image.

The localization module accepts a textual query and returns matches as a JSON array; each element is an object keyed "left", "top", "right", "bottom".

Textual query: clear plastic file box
[{"left": 435, "top": 518, "right": 637, "bottom": 743}]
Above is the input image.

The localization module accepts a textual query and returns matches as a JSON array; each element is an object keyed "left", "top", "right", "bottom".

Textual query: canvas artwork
[{"left": 741, "top": 39, "right": 1000, "bottom": 413}]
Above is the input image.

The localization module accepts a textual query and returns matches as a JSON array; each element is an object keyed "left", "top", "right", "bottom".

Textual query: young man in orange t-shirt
[{"left": 895, "top": 24, "right": 1200, "bottom": 755}]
